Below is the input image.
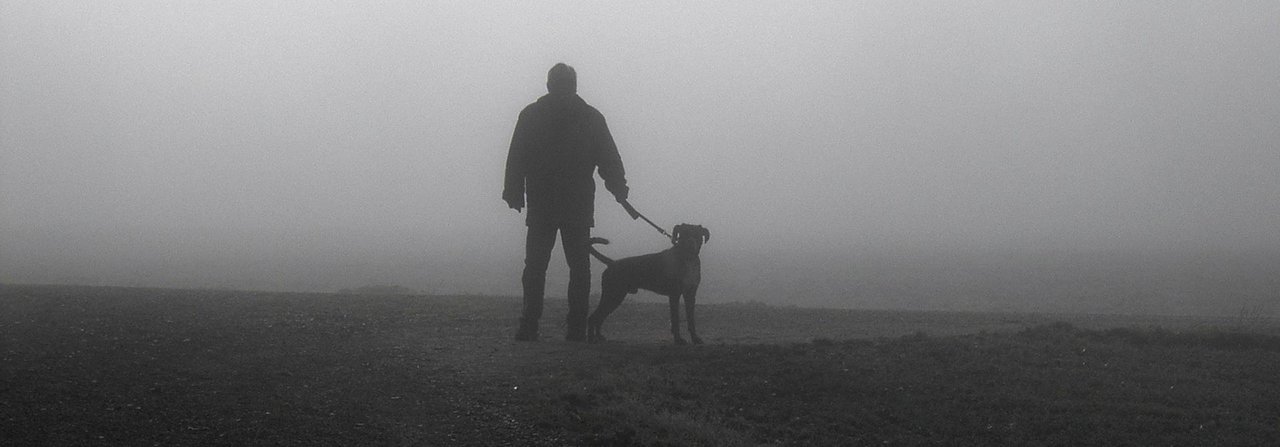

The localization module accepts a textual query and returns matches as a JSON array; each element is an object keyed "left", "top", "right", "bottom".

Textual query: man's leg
[
  {"left": 561, "top": 225, "right": 592, "bottom": 342},
  {"left": 518, "top": 224, "right": 557, "bottom": 341}
]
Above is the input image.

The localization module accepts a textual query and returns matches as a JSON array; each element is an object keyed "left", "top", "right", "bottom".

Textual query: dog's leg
[
  {"left": 588, "top": 275, "right": 626, "bottom": 344},
  {"left": 668, "top": 295, "right": 687, "bottom": 345},
  {"left": 685, "top": 286, "right": 702, "bottom": 345}
]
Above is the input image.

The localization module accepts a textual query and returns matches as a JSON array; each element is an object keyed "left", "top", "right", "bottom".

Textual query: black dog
[{"left": 586, "top": 224, "right": 710, "bottom": 344}]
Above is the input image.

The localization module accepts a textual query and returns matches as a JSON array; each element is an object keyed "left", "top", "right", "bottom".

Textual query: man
[{"left": 504, "top": 63, "right": 629, "bottom": 342}]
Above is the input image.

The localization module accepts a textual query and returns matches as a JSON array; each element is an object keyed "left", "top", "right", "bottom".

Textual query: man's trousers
[{"left": 519, "top": 223, "right": 591, "bottom": 339}]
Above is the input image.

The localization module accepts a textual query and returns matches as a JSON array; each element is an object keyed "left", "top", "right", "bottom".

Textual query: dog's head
[{"left": 671, "top": 224, "right": 710, "bottom": 257}]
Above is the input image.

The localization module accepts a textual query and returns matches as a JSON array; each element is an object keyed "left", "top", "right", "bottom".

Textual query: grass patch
[{"left": 520, "top": 324, "right": 1280, "bottom": 445}]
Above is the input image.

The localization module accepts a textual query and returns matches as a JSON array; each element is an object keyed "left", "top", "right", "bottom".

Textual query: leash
[{"left": 620, "top": 200, "right": 673, "bottom": 241}]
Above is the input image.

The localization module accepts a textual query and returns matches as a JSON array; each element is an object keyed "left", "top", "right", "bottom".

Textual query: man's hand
[
  {"left": 619, "top": 199, "right": 640, "bottom": 220},
  {"left": 615, "top": 191, "right": 639, "bottom": 219}
]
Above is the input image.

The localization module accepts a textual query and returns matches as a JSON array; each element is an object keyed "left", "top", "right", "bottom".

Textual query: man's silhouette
[{"left": 504, "top": 63, "right": 629, "bottom": 342}]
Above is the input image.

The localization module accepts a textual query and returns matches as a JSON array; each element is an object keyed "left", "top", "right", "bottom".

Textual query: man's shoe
[
  {"left": 565, "top": 321, "right": 586, "bottom": 342},
  {"left": 515, "top": 322, "right": 539, "bottom": 342}
]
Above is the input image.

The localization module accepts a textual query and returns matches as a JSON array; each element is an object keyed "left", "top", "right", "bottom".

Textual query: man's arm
[
  {"left": 593, "top": 114, "right": 628, "bottom": 202},
  {"left": 503, "top": 110, "right": 530, "bottom": 211}
]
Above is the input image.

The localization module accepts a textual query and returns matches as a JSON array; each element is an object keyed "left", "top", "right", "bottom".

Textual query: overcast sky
[{"left": 3, "top": 1, "right": 1279, "bottom": 294}]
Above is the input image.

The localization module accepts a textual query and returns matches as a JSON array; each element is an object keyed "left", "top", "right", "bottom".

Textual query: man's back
[
  {"left": 504, "top": 92, "right": 626, "bottom": 227},
  {"left": 515, "top": 94, "right": 606, "bottom": 179}
]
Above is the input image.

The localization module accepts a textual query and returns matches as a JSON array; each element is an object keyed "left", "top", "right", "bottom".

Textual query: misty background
[{"left": 3, "top": 1, "right": 1278, "bottom": 317}]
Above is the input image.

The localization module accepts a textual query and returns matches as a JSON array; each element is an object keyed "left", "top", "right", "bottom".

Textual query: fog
[{"left": 3, "top": 2, "right": 1278, "bottom": 316}]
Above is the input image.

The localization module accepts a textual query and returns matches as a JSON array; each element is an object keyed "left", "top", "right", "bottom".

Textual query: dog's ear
[{"left": 700, "top": 227, "right": 710, "bottom": 243}]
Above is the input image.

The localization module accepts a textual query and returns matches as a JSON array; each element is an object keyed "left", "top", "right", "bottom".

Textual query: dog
[{"left": 586, "top": 223, "right": 710, "bottom": 344}]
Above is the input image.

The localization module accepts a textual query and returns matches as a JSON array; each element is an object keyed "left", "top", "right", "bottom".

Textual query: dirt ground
[{"left": 2, "top": 284, "right": 1271, "bottom": 445}]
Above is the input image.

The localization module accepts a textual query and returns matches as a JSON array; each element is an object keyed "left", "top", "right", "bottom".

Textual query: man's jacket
[{"left": 504, "top": 93, "right": 628, "bottom": 227}]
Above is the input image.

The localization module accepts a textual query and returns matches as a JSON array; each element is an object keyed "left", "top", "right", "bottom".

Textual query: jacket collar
[{"left": 538, "top": 93, "right": 582, "bottom": 103}]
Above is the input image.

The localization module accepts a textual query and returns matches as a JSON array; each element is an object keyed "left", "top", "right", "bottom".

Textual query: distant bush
[
  {"left": 1234, "top": 303, "right": 1276, "bottom": 330},
  {"left": 336, "top": 285, "right": 418, "bottom": 295},
  {"left": 1017, "top": 322, "right": 1280, "bottom": 352},
  {"left": 1017, "top": 321, "right": 1079, "bottom": 338},
  {"left": 904, "top": 330, "right": 931, "bottom": 342},
  {"left": 723, "top": 300, "right": 772, "bottom": 308},
  {"left": 1093, "top": 327, "right": 1280, "bottom": 352}
]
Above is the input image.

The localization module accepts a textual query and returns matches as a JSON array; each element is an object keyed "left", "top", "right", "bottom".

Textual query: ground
[{"left": 2, "top": 284, "right": 1278, "bottom": 445}]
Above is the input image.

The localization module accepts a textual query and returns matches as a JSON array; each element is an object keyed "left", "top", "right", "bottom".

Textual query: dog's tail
[{"left": 587, "top": 237, "right": 615, "bottom": 266}]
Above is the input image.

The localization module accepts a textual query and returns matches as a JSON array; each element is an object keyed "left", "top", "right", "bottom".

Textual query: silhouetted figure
[{"left": 504, "top": 63, "right": 629, "bottom": 342}]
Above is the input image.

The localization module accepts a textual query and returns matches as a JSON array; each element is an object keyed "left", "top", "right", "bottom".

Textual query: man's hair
[{"left": 547, "top": 63, "right": 576, "bottom": 94}]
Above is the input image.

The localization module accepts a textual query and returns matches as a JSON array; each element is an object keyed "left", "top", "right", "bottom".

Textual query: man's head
[{"left": 547, "top": 63, "right": 576, "bottom": 95}]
